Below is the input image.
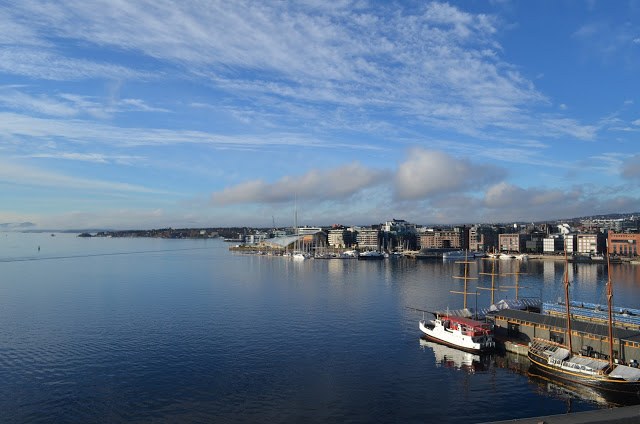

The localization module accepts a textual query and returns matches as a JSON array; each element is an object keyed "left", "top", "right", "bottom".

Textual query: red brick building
[
  {"left": 608, "top": 232, "right": 640, "bottom": 257},
  {"left": 419, "top": 229, "right": 466, "bottom": 249}
]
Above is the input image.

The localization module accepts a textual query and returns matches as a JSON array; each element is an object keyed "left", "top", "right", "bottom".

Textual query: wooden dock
[{"left": 482, "top": 404, "right": 640, "bottom": 423}]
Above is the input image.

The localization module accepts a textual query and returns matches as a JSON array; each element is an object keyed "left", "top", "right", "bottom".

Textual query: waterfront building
[
  {"left": 272, "top": 229, "right": 290, "bottom": 237},
  {"left": 260, "top": 234, "right": 305, "bottom": 250},
  {"left": 468, "top": 225, "right": 496, "bottom": 252},
  {"left": 608, "top": 232, "right": 640, "bottom": 257},
  {"left": 297, "top": 226, "right": 323, "bottom": 235},
  {"left": 565, "top": 234, "right": 577, "bottom": 253},
  {"left": 543, "top": 235, "right": 565, "bottom": 254},
  {"left": 356, "top": 228, "right": 380, "bottom": 250},
  {"left": 245, "top": 232, "right": 268, "bottom": 245},
  {"left": 418, "top": 226, "right": 467, "bottom": 250},
  {"left": 381, "top": 219, "right": 417, "bottom": 234},
  {"left": 328, "top": 228, "right": 356, "bottom": 248},
  {"left": 524, "top": 234, "right": 544, "bottom": 253},
  {"left": 499, "top": 233, "right": 528, "bottom": 253},
  {"left": 576, "top": 233, "right": 606, "bottom": 255}
]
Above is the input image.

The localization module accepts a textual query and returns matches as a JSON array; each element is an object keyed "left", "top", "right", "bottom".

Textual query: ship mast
[
  {"left": 606, "top": 250, "right": 614, "bottom": 368},
  {"left": 563, "top": 246, "right": 573, "bottom": 354},
  {"left": 501, "top": 266, "right": 530, "bottom": 300},
  {"left": 478, "top": 248, "right": 505, "bottom": 305},
  {"left": 451, "top": 250, "right": 479, "bottom": 309}
]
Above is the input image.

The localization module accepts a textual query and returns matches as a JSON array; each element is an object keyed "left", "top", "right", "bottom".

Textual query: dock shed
[{"left": 492, "top": 309, "right": 640, "bottom": 364}]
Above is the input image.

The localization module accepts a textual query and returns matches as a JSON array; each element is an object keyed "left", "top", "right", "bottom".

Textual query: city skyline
[{"left": 2, "top": 1, "right": 640, "bottom": 230}]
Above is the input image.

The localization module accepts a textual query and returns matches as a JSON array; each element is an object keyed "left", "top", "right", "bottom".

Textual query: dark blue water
[{"left": 2, "top": 233, "right": 639, "bottom": 423}]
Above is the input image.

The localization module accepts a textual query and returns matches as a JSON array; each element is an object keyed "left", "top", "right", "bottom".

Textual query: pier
[{"left": 482, "top": 404, "right": 640, "bottom": 423}]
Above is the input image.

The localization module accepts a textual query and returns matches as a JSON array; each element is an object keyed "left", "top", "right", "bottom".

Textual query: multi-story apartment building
[
  {"left": 543, "top": 235, "right": 565, "bottom": 254},
  {"left": 576, "top": 233, "right": 605, "bottom": 255},
  {"left": 524, "top": 234, "right": 544, "bottom": 253},
  {"left": 468, "top": 225, "right": 496, "bottom": 252},
  {"left": 381, "top": 219, "right": 417, "bottom": 234},
  {"left": 245, "top": 232, "right": 268, "bottom": 245},
  {"left": 328, "top": 228, "right": 356, "bottom": 248},
  {"left": 419, "top": 227, "right": 467, "bottom": 250},
  {"left": 356, "top": 228, "right": 380, "bottom": 250},
  {"left": 608, "top": 232, "right": 640, "bottom": 257},
  {"left": 499, "top": 233, "right": 528, "bottom": 253},
  {"left": 565, "top": 234, "right": 577, "bottom": 253},
  {"left": 297, "top": 226, "right": 323, "bottom": 235}
]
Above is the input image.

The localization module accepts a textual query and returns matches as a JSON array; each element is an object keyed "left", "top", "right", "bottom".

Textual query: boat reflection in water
[
  {"left": 419, "top": 338, "right": 491, "bottom": 373},
  {"left": 527, "top": 367, "right": 640, "bottom": 408}
]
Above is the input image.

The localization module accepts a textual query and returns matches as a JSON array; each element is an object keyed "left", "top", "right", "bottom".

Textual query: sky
[{"left": 1, "top": 0, "right": 640, "bottom": 231}]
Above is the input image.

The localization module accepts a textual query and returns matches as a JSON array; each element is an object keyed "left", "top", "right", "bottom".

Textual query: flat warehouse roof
[{"left": 493, "top": 309, "right": 640, "bottom": 343}]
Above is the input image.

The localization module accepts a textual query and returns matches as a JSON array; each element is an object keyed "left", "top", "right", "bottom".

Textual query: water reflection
[
  {"left": 424, "top": 339, "right": 640, "bottom": 409},
  {"left": 419, "top": 338, "right": 491, "bottom": 373},
  {"left": 527, "top": 367, "right": 640, "bottom": 408}
]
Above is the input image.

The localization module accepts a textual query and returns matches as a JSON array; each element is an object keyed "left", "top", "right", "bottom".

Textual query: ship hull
[
  {"left": 419, "top": 320, "right": 494, "bottom": 354},
  {"left": 528, "top": 349, "right": 640, "bottom": 394}
]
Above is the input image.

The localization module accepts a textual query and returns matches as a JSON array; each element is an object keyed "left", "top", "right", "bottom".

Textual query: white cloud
[
  {"left": 0, "top": 89, "right": 78, "bottom": 117},
  {"left": 0, "top": 161, "right": 176, "bottom": 195},
  {"left": 21, "top": 152, "right": 145, "bottom": 165},
  {"left": 632, "top": 119, "right": 640, "bottom": 126},
  {"left": 481, "top": 182, "right": 640, "bottom": 223},
  {"left": 621, "top": 154, "right": 640, "bottom": 180},
  {"left": 0, "top": 47, "right": 146, "bottom": 81},
  {"left": 0, "top": 88, "right": 169, "bottom": 119},
  {"left": 2, "top": 0, "right": 573, "bottom": 141},
  {"left": 394, "top": 149, "right": 505, "bottom": 200},
  {"left": 0, "top": 112, "right": 370, "bottom": 151},
  {"left": 572, "top": 21, "right": 640, "bottom": 65},
  {"left": 540, "top": 117, "right": 598, "bottom": 140},
  {"left": 211, "top": 161, "right": 390, "bottom": 205}
]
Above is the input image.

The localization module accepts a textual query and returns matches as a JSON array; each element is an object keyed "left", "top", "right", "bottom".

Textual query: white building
[
  {"left": 356, "top": 228, "right": 380, "bottom": 250},
  {"left": 543, "top": 235, "right": 564, "bottom": 254}
]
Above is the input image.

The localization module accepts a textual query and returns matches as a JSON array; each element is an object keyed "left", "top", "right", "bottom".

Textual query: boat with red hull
[{"left": 420, "top": 314, "right": 494, "bottom": 353}]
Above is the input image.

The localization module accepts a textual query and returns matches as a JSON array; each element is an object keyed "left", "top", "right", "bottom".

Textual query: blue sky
[{"left": 1, "top": 0, "right": 639, "bottom": 230}]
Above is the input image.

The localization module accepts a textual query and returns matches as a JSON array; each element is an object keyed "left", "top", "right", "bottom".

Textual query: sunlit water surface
[{"left": 2, "top": 233, "right": 640, "bottom": 423}]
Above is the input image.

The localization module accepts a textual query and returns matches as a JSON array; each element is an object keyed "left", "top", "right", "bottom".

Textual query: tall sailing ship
[
  {"left": 527, "top": 251, "right": 640, "bottom": 393},
  {"left": 417, "top": 251, "right": 495, "bottom": 353}
]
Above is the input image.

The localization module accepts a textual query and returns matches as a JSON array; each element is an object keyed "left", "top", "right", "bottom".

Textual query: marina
[{"left": 2, "top": 233, "right": 640, "bottom": 423}]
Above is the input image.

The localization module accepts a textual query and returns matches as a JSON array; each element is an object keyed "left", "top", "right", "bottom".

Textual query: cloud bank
[{"left": 211, "top": 161, "right": 391, "bottom": 205}]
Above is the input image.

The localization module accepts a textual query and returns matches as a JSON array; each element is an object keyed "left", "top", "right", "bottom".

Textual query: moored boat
[
  {"left": 442, "top": 250, "right": 468, "bottom": 260},
  {"left": 527, "top": 250, "right": 640, "bottom": 393},
  {"left": 292, "top": 252, "right": 308, "bottom": 260},
  {"left": 419, "top": 314, "right": 495, "bottom": 353},
  {"left": 357, "top": 250, "right": 384, "bottom": 260}
]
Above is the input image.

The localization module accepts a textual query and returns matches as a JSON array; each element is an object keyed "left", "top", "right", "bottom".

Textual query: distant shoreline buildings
[{"left": 85, "top": 213, "right": 640, "bottom": 258}]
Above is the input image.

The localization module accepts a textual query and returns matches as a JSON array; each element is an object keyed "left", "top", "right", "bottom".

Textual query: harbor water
[{"left": 1, "top": 233, "right": 640, "bottom": 423}]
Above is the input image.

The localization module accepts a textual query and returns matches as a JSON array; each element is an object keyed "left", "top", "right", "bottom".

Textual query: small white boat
[
  {"left": 419, "top": 314, "right": 495, "bottom": 353},
  {"left": 442, "top": 250, "right": 469, "bottom": 260},
  {"left": 292, "top": 252, "right": 308, "bottom": 260},
  {"left": 357, "top": 250, "right": 384, "bottom": 260},
  {"left": 515, "top": 254, "right": 529, "bottom": 260}
]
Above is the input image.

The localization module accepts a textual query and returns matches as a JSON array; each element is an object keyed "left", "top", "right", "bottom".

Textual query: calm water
[{"left": 2, "top": 233, "right": 640, "bottom": 423}]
